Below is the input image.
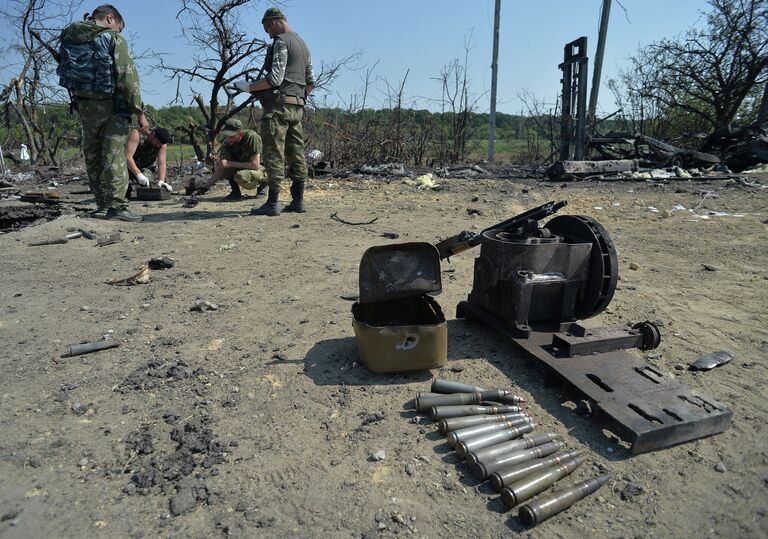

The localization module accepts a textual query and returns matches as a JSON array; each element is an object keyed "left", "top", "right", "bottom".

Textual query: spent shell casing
[
  {"left": 472, "top": 441, "right": 565, "bottom": 479},
  {"left": 438, "top": 413, "right": 529, "bottom": 434},
  {"left": 490, "top": 449, "right": 584, "bottom": 492},
  {"left": 431, "top": 378, "right": 485, "bottom": 394},
  {"left": 500, "top": 455, "right": 586, "bottom": 508},
  {"left": 414, "top": 392, "right": 440, "bottom": 411},
  {"left": 430, "top": 404, "right": 522, "bottom": 420},
  {"left": 418, "top": 390, "right": 524, "bottom": 411},
  {"left": 518, "top": 474, "right": 609, "bottom": 526},
  {"left": 467, "top": 432, "right": 558, "bottom": 466},
  {"left": 456, "top": 423, "right": 536, "bottom": 458},
  {"left": 447, "top": 417, "right": 531, "bottom": 446}
]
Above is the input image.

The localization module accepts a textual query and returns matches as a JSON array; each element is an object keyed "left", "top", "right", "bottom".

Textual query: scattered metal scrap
[
  {"left": 63, "top": 340, "right": 120, "bottom": 357},
  {"left": 96, "top": 233, "right": 122, "bottom": 247},
  {"left": 27, "top": 229, "right": 95, "bottom": 246},
  {"left": 330, "top": 212, "right": 377, "bottom": 226},
  {"left": 106, "top": 266, "right": 150, "bottom": 286},
  {"left": 690, "top": 351, "right": 733, "bottom": 371}
]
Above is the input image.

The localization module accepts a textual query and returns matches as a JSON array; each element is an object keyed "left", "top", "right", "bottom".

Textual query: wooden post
[
  {"left": 488, "top": 0, "right": 501, "bottom": 162},
  {"left": 588, "top": 0, "right": 612, "bottom": 132}
]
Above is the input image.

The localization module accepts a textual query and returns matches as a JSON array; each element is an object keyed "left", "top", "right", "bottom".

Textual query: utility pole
[
  {"left": 588, "top": 0, "right": 611, "bottom": 132},
  {"left": 488, "top": 0, "right": 501, "bottom": 161}
]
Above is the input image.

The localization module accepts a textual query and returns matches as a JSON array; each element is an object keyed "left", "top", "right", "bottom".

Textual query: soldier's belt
[{"left": 278, "top": 95, "right": 305, "bottom": 106}]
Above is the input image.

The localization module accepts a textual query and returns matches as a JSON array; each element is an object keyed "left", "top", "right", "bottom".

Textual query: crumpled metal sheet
[{"left": 690, "top": 351, "right": 734, "bottom": 371}]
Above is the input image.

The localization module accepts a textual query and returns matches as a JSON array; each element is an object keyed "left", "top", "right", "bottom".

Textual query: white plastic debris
[
  {"left": 371, "top": 449, "right": 386, "bottom": 461},
  {"left": 647, "top": 206, "right": 660, "bottom": 213},
  {"left": 403, "top": 173, "right": 438, "bottom": 189}
]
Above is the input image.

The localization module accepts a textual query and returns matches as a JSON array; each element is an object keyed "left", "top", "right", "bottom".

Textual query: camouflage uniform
[
  {"left": 219, "top": 130, "right": 267, "bottom": 189},
  {"left": 192, "top": 128, "right": 266, "bottom": 193},
  {"left": 260, "top": 32, "right": 313, "bottom": 187},
  {"left": 251, "top": 13, "right": 314, "bottom": 216},
  {"left": 60, "top": 21, "right": 144, "bottom": 211}
]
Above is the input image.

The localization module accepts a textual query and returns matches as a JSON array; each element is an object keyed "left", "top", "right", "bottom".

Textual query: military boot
[
  {"left": 283, "top": 180, "right": 306, "bottom": 213},
  {"left": 256, "top": 182, "right": 268, "bottom": 197},
  {"left": 225, "top": 179, "right": 243, "bottom": 201},
  {"left": 249, "top": 185, "right": 281, "bottom": 216}
]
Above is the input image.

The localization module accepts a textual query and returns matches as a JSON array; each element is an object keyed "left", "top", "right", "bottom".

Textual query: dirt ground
[{"left": 1, "top": 170, "right": 767, "bottom": 538}]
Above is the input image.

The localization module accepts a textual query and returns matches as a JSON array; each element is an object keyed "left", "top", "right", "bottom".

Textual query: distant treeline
[{"left": 2, "top": 103, "right": 632, "bottom": 166}]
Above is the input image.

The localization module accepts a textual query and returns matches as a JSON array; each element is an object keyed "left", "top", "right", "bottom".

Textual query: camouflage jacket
[{"left": 59, "top": 21, "right": 144, "bottom": 115}]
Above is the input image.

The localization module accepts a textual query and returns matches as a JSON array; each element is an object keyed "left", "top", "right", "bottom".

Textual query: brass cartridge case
[
  {"left": 430, "top": 378, "right": 485, "bottom": 394},
  {"left": 430, "top": 404, "right": 522, "bottom": 420},
  {"left": 417, "top": 390, "right": 525, "bottom": 411},
  {"left": 455, "top": 423, "right": 536, "bottom": 458},
  {"left": 447, "top": 417, "right": 531, "bottom": 446},
  {"left": 467, "top": 432, "right": 558, "bottom": 466},
  {"left": 438, "top": 413, "right": 529, "bottom": 434},
  {"left": 500, "top": 455, "right": 586, "bottom": 508},
  {"left": 518, "top": 475, "right": 609, "bottom": 526},
  {"left": 490, "top": 449, "right": 583, "bottom": 492},
  {"left": 472, "top": 441, "right": 565, "bottom": 479}
]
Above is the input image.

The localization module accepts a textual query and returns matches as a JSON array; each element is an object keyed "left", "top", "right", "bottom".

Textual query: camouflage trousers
[
  {"left": 229, "top": 166, "right": 267, "bottom": 190},
  {"left": 193, "top": 164, "right": 267, "bottom": 192},
  {"left": 78, "top": 98, "right": 130, "bottom": 210},
  {"left": 260, "top": 101, "right": 308, "bottom": 186}
]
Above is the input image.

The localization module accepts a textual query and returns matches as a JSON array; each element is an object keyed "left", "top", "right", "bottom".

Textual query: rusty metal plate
[
  {"left": 358, "top": 242, "right": 442, "bottom": 303},
  {"left": 458, "top": 301, "right": 732, "bottom": 454}
]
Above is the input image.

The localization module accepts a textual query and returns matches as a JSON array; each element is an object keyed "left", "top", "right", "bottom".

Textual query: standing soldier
[
  {"left": 234, "top": 7, "right": 314, "bottom": 217},
  {"left": 57, "top": 4, "right": 148, "bottom": 222}
]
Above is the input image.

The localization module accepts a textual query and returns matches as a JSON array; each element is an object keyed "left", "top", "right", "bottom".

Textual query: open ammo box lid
[{"left": 358, "top": 242, "right": 442, "bottom": 303}]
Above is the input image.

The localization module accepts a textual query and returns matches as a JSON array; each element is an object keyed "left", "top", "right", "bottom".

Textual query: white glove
[
  {"left": 136, "top": 173, "right": 150, "bottom": 187},
  {"left": 234, "top": 80, "right": 251, "bottom": 92},
  {"left": 158, "top": 181, "right": 173, "bottom": 192}
]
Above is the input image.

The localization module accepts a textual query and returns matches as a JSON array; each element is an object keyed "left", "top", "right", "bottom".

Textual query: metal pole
[
  {"left": 488, "top": 0, "right": 501, "bottom": 162},
  {"left": 588, "top": 0, "right": 612, "bottom": 131},
  {"left": 575, "top": 48, "right": 589, "bottom": 160},
  {"left": 0, "top": 143, "right": 5, "bottom": 174}
]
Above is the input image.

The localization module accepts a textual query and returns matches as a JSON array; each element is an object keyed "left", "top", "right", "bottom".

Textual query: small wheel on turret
[{"left": 632, "top": 321, "right": 662, "bottom": 350}]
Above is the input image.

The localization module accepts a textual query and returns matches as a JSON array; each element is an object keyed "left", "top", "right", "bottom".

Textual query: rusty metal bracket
[{"left": 457, "top": 301, "right": 732, "bottom": 454}]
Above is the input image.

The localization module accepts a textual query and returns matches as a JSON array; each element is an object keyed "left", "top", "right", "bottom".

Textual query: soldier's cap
[
  {"left": 153, "top": 127, "right": 172, "bottom": 144},
  {"left": 220, "top": 119, "right": 243, "bottom": 137},
  {"left": 262, "top": 7, "right": 285, "bottom": 24}
]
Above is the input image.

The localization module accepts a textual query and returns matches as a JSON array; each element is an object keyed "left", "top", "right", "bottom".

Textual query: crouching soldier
[
  {"left": 126, "top": 127, "right": 173, "bottom": 191},
  {"left": 185, "top": 119, "right": 267, "bottom": 199},
  {"left": 57, "top": 4, "right": 148, "bottom": 222}
]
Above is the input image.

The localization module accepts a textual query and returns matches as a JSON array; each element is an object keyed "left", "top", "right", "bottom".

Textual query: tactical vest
[
  {"left": 57, "top": 28, "right": 131, "bottom": 116},
  {"left": 133, "top": 138, "right": 160, "bottom": 170},
  {"left": 278, "top": 32, "right": 310, "bottom": 98},
  {"left": 58, "top": 31, "right": 116, "bottom": 95}
]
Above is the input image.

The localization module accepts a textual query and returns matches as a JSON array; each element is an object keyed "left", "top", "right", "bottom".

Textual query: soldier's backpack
[{"left": 57, "top": 31, "right": 116, "bottom": 94}]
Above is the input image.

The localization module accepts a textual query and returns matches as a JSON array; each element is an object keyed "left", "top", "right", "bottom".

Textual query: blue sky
[{"left": 3, "top": 0, "right": 712, "bottom": 115}]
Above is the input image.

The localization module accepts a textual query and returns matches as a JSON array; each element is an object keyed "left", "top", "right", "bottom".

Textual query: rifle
[{"left": 434, "top": 200, "right": 568, "bottom": 260}]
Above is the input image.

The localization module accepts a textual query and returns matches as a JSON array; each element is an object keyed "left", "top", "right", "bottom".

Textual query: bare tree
[
  {"left": 159, "top": 0, "right": 269, "bottom": 162},
  {"left": 432, "top": 32, "right": 485, "bottom": 163},
  {"left": 0, "top": 0, "right": 81, "bottom": 165},
  {"left": 623, "top": 0, "right": 768, "bottom": 133}
]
